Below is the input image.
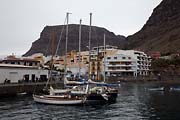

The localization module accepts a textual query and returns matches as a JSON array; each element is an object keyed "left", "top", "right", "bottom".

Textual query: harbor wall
[
  {"left": 106, "top": 75, "right": 180, "bottom": 83},
  {"left": 0, "top": 81, "right": 64, "bottom": 96},
  {"left": 0, "top": 75, "right": 179, "bottom": 96}
]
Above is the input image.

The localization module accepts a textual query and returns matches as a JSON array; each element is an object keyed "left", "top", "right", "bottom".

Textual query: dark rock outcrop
[
  {"left": 127, "top": 0, "right": 180, "bottom": 54},
  {"left": 23, "top": 24, "right": 126, "bottom": 56}
]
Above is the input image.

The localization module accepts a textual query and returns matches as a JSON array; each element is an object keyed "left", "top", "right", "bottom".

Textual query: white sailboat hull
[{"left": 33, "top": 95, "right": 85, "bottom": 105}]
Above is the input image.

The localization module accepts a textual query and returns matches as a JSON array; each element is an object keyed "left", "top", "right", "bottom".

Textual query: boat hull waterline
[{"left": 33, "top": 95, "right": 86, "bottom": 105}]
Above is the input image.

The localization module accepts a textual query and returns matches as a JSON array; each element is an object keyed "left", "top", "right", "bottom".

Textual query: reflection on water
[{"left": 1, "top": 83, "right": 180, "bottom": 120}]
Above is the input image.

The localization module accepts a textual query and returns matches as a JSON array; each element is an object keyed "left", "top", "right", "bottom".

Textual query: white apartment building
[
  {"left": 89, "top": 45, "right": 151, "bottom": 77},
  {"left": 104, "top": 50, "right": 151, "bottom": 77}
]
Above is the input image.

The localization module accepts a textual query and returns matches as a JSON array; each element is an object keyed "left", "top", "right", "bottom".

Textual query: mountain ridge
[
  {"left": 23, "top": 24, "right": 126, "bottom": 56},
  {"left": 127, "top": 0, "right": 180, "bottom": 54},
  {"left": 24, "top": 0, "right": 180, "bottom": 56}
]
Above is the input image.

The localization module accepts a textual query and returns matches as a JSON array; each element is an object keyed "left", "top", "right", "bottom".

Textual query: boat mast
[
  {"left": 88, "top": 13, "right": 92, "bottom": 80},
  {"left": 50, "top": 31, "right": 55, "bottom": 82},
  {"left": 78, "top": 19, "right": 82, "bottom": 79},
  {"left": 45, "top": 31, "right": 55, "bottom": 89},
  {"left": 64, "top": 12, "right": 70, "bottom": 80},
  {"left": 103, "top": 34, "right": 106, "bottom": 82}
]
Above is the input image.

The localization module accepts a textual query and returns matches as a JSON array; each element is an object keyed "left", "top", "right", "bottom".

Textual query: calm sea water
[{"left": 1, "top": 83, "right": 180, "bottom": 120}]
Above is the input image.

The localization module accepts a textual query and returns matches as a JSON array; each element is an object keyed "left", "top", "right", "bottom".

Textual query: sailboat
[
  {"left": 33, "top": 13, "right": 87, "bottom": 105},
  {"left": 85, "top": 14, "right": 118, "bottom": 104},
  {"left": 63, "top": 19, "right": 86, "bottom": 87},
  {"left": 86, "top": 34, "right": 118, "bottom": 104}
]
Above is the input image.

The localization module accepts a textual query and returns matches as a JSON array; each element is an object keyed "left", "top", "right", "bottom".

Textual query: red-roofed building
[{"left": 148, "top": 51, "right": 161, "bottom": 59}]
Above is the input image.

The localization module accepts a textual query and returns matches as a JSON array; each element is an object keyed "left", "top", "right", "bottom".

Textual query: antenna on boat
[
  {"left": 78, "top": 19, "right": 82, "bottom": 79},
  {"left": 88, "top": 13, "right": 92, "bottom": 80}
]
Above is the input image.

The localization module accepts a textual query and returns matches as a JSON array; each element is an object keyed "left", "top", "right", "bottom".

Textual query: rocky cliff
[
  {"left": 23, "top": 24, "right": 126, "bottom": 56},
  {"left": 127, "top": 0, "right": 180, "bottom": 54}
]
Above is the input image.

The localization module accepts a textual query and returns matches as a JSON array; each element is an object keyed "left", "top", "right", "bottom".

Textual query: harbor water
[{"left": 1, "top": 82, "right": 180, "bottom": 120}]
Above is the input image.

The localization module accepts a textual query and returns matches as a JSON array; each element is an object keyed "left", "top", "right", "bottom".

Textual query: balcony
[
  {"left": 106, "top": 59, "right": 134, "bottom": 62},
  {"left": 106, "top": 69, "right": 135, "bottom": 72},
  {"left": 107, "top": 64, "right": 136, "bottom": 67}
]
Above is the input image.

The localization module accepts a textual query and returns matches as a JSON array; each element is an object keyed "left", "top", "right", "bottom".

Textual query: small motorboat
[
  {"left": 148, "top": 87, "right": 164, "bottom": 91},
  {"left": 170, "top": 87, "right": 180, "bottom": 92}
]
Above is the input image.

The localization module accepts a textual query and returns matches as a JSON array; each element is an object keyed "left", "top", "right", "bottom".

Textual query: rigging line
[
  {"left": 44, "top": 15, "right": 68, "bottom": 89},
  {"left": 54, "top": 16, "right": 67, "bottom": 56},
  {"left": 45, "top": 31, "right": 55, "bottom": 89},
  {"left": 45, "top": 37, "right": 51, "bottom": 56}
]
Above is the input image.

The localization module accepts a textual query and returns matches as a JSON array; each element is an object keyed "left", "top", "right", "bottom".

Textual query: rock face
[
  {"left": 127, "top": 0, "right": 180, "bottom": 54},
  {"left": 23, "top": 24, "right": 126, "bottom": 56}
]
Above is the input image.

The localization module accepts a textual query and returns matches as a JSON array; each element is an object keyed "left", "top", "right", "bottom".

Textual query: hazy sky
[{"left": 0, "top": 0, "right": 162, "bottom": 56}]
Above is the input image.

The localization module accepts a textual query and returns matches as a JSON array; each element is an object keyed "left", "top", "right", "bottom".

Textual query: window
[
  {"left": 114, "top": 57, "right": 117, "bottom": 59},
  {"left": 29, "top": 62, "right": 33, "bottom": 66},
  {"left": 128, "top": 57, "right": 131, "bottom": 59},
  {"left": 9, "top": 72, "right": 18, "bottom": 74},
  {"left": 107, "top": 57, "right": 111, "bottom": 60},
  {"left": 32, "top": 74, "right": 35, "bottom": 82},
  {"left": 122, "top": 57, "right": 126, "bottom": 59}
]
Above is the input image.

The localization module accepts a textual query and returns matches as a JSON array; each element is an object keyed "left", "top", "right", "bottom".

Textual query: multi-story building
[
  {"left": 52, "top": 51, "right": 89, "bottom": 75},
  {"left": 89, "top": 45, "right": 151, "bottom": 78},
  {"left": 42, "top": 45, "right": 151, "bottom": 78},
  {"left": 134, "top": 51, "right": 151, "bottom": 76},
  {"left": 105, "top": 50, "right": 137, "bottom": 77},
  {"left": 89, "top": 45, "right": 118, "bottom": 79},
  {"left": 74, "top": 51, "right": 89, "bottom": 64}
]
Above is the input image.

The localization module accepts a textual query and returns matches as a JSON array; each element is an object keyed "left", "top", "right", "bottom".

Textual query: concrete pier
[{"left": 0, "top": 81, "right": 64, "bottom": 96}]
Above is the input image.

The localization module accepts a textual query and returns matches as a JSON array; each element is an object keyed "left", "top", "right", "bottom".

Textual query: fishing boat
[{"left": 33, "top": 13, "right": 87, "bottom": 105}]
